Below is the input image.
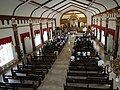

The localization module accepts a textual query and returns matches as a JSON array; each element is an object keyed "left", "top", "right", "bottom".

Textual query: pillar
[
  {"left": 40, "top": 22, "right": 44, "bottom": 43},
  {"left": 99, "top": 18, "right": 102, "bottom": 42},
  {"left": 104, "top": 18, "right": 109, "bottom": 51},
  {"left": 29, "top": 19, "right": 36, "bottom": 51},
  {"left": 54, "top": 19, "right": 56, "bottom": 28},
  {"left": 12, "top": 18, "right": 22, "bottom": 60},
  {"left": 114, "top": 18, "right": 120, "bottom": 58},
  {"left": 91, "top": 16, "right": 93, "bottom": 25},
  {"left": 96, "top": 18, "right": 98, "bottom": 38},
  {"left": 51, "top": 22, "right": 53, "bottom": 32},
  {"left": 46, "top": 21, "right": 50, "bottom": 40},
  {"left": 54, "top": 19, "right": 57, "bottom": 35}
]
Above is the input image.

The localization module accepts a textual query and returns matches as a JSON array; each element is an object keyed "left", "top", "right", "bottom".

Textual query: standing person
[{"left": 97, "top": 57, "right": 105, "bottom": 73}]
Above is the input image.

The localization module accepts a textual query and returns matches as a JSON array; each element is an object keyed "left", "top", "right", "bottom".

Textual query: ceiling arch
[
  {"left": 30, "top": 0, "right": 52, "bottom": 17},
  {"left": 47, "top": 2, "right": 97, "bottom": 18},
  {"left": 0, "top": 0, "right": 119, "bottom": 18},
  {"left": 51, "top": 5, "right": 94, "bottom": 19},
  {"left": 40, "top": 0, "right": 66, "bottom": 18}
]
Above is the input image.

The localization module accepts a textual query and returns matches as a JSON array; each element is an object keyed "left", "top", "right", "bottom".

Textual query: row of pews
[
  {"left": 64, "top": 36, "right": 119, "bottom": 90},
  {"left": 0, "top": 36, "right": 68, "bottom": 90}
]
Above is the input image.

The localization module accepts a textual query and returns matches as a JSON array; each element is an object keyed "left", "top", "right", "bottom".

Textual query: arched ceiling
[{"left": 0, "top": 0, "right": 120, "bottom": 18}]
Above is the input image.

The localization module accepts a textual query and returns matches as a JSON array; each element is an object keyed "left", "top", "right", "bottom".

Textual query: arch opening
[{"left": 60, "top": 10, "right": 87, "bottom": 33}]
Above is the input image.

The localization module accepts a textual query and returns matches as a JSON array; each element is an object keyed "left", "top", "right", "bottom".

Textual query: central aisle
[{"left": 38, "top": 35, "right": 74, "bottom": 90}]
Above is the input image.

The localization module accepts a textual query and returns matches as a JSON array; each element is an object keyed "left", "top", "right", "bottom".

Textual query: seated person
[
  {"left": 83, "top": 51, "right": 86, "bottom": 56},
  {"left": 77, "top": 52, "right": 81, "bottom": 56},
  {"left": 87, "top": 51, "right": 90, "bottom": 56},
  {"left": 95, "top": 52, "right": 99, "bottom": 61},
  {"left": 97, "top": 57, "right": 105, "bottom": 73},
  {"left": 70, "top": 56, "right": 75, "bottom": 62}
]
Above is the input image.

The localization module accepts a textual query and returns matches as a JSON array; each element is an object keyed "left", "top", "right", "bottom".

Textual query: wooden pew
[
  {"left": 26, "top": 57, "right": 55, "bottom": 65},
  {"left": 21, "top": 62, "right": 51, "bottom": 69},
  {"left": 2, "top": 74, "right": 42, "bottom": 87},
  {"left": 64, "top": 85, "right": 114, "bottom": 90},
  {"left": 17, "top": 64, "right": 49, "bottom": 74},
  {"left": 11, "top": 68, "right": 45, "bottom": 79},
  {"left": 70, "top": 61, "right": 97, "bottom": 66},
  {"left": 67, "top": 71, "right": 109, "bottom": 79},
  {"left": 0, "top": 82, "right": 37, "bottom": 90},
  {"left": 66, "top": 77, "right": 113, "bottom": 85},
  {"left": 69, "top": 66, "right": 103, "bottom": 72}
]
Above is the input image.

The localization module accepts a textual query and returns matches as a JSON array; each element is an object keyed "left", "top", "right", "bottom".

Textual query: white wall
[
  {"left": 55, "top": 14, "right": 61, "bottom": 27},
  {"left": 33, "top": 24, "right": 40, "bottom": 37},
  {"left": 48, "top": 22, "right": 52, "bottom": 27},
  {"left": 108, "top": 21, "right": 116, "bottom": 30},
  {"left": 33, "top": 24, "right": 42, "bottom": 46},
  {"left": 102, "top": 20, "right": 106, "bottom": 27},
  {"left": 0, "top": 28, "right": 17, "bottom": 60},
  {"left": 0, "top": 0, "right": 21, "bottom": 15},
  {"left": 107, "top": 34, "right": 113, "bottom": 52},
  {"left": 86, "top": 12, "right": 92, "bottom": 25},
  {"left": 17, "top": 25, "right": 31, "bottom": 51}
]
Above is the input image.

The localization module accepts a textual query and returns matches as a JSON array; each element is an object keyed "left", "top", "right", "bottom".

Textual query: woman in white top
[{"left": 98, "top": 57, "right": 104, "bottom": 73}]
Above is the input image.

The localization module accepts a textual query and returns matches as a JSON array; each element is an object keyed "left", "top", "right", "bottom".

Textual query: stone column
[
  {"left": 46, "top": 21, "right": 50, "bottom": 40},
  {"left": 51, "top": 22, "right": 53, "bottom": 32},
  {"left": 114, "top": 18, "right": 120, "bottom": 58},
  {"left": 91, "top": 16, "right": 93, "bottom": 25},
  {"left": 12, "top": 18, "right": 22, "bottom": 60},
  {"left": 99, "top": 18, "right": 102, "bottom": 42},
  {"left": 40, "top": 22, "right": 44, "bottom": 43},
  {"left": 29, "top": 19, "right": 36, "bottom": 51},
  {"left": 104, "top": 18, "right": 109, "bottom": 52},
  {"left": 96, "top": 18, "right": 98, "bottom": 38}
]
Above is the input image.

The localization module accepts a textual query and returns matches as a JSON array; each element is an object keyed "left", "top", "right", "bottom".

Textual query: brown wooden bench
[
  {"left": 70, "top": 61, "right": 97, "bottom": 66},
  {"left": 26, "top": 57, "right": 55, "bottom": 65},
  {"left": 66, "top": 77, "right": 113, "bottom": 85},
  {"left": 17, "top": 64, "right": 49, "bottom": 74},
  {"left": 21, "top": 62, "right": 51, "bottom": 69},
  {"left": 67, "top": 71, "right": 109, "bottom": 79},
  {"left": 64, "top": 85, "right": 115, "bottom": 90},
  {"left": 2, "top": 74, "right": 42, "bottom": 87},
  {"left": 69, "top": 66, "right": 104, "bottom": 72},
  {"left": 0, "top": 82, "right": 37, "bottom": 90},
  {"left": 11, "top": 68, "right": 45, "bottom": 79}
]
